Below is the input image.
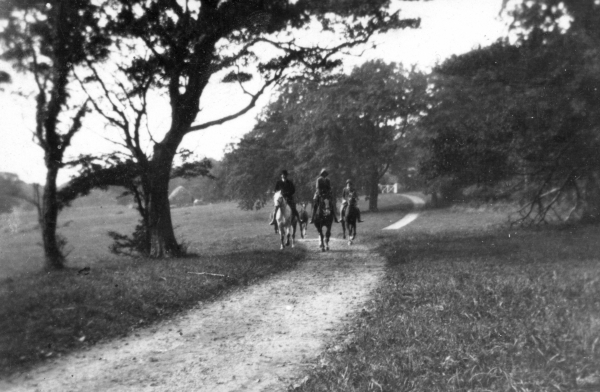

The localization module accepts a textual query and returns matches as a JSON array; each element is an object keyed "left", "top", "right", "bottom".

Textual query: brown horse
[
  {"left": 341, "top": 195, "right": 358, "bottom": 245},
  {"left": 313, "top": 197, "right": 334, "bottom": 252}
]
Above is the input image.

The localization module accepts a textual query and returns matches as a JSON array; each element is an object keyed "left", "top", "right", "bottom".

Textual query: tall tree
[
  {"left": 105, "top": 0, "right": 420, "bottom": 256},
  {"left": 421, "top": 0, "right": 600, "bottom": 220},
  {"left": 418, "top": 43, "right": 518, "bottom": 206},
  {"left": 224, "top": 60, "right": 428, "bottom": 211},
  {"left": 293, "top": 60, "right": 427, "bottom": 211},
  {"left": 0, "top": 1, "right": 111, "bottom": 268}
]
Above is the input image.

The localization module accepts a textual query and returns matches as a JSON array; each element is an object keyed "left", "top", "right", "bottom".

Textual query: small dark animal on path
[{"left": 298, "top": 202, "right": 309, "bottom": 239}]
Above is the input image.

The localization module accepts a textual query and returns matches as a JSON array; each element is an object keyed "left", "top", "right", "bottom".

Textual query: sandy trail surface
[{"left": 2, "top": 237, "right": 385, "bottom": 392}]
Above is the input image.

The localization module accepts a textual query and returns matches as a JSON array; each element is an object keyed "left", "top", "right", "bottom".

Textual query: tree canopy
[
  {"left": 0, "top": 0, "right": 112, "bottom": 268},
  {"left": 420, "top": 0, "right": 600, "bottom": 221},
  {"left": 224, "top": 60, "right": 427, "bottom": 211},
  {"left": 82, "top": 0, "right": 422, "bottom": 256}
]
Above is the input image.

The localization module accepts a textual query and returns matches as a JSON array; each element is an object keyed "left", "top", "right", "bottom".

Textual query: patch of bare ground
[{"left": 1, "top": 238, "right": 384, "bottom": 392}]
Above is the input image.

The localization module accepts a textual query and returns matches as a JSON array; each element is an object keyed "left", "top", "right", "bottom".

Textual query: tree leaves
[
  {"left": 223, "top": 61, "right": 427, "bottom": 210},
  {"left": 420, "top": 1, "right": 600, "bottom": 219}
]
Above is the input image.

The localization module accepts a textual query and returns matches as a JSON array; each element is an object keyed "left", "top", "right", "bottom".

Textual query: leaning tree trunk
[
  {"left": 368, "top": 167, "right": 380, "bottom": 212},
  {"left": 40, "top": 164, "right": 64, "bottom": 270},
  {"left": 147, "top": 142, "right": 181, "bottom": 258}
]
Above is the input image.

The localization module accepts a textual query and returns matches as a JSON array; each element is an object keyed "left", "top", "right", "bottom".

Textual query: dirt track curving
[{"left": 1, "top": 238, "right": 385, "bottom": 392}]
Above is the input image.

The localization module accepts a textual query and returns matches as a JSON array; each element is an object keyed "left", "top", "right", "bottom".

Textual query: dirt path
[{"left": 2, "top": 238, "right": 385, "bottom": 392}]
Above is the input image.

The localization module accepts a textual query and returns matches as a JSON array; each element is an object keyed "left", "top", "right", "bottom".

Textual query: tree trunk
[
  {"left": 148, "top": 143, "right": 181, "bottom": 258},
  {"left": 41, "top": 165, "right": 64, "bottom": 270},
  {"left": 368, "top": 167, "right": 379, "bottom": 212}
]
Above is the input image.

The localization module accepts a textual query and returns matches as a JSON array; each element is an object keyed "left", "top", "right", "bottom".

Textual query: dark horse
[
  {"left": 313, "top": 196, "right": 334, "bottom": 252},
  {"left": 298, "top": 202, "right": 309, "bottom": 239},
  {"left": 341, "top": 195, "right": 359, "bottom": 245}
]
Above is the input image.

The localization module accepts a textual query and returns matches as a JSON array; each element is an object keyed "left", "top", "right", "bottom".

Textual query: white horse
[{"left": 274, "top": 191, "right": 297, "bottom": 250}]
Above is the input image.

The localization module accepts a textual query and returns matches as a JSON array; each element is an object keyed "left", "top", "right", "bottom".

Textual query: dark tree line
[
  {"left": 419, "top": 0, "right": 600, "bottom": 224},
  {"left": 223, "top": 60, "right": 427, "bottom": 211}
]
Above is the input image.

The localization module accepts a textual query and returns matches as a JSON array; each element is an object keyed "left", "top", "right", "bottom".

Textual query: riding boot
[
  {"left": 269, "top": 206, "right": 279, "bottom": 225},
  {"left": 309, "top": 202, "right": 317, "bottom": 224},
  {"left": 357, "top": 209, "right": 364, "bottom": 223}
]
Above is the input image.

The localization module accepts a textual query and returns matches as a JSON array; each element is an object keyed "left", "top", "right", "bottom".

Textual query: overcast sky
[{"left": 0, "top": 0, "right": 509, "bottom": 185}]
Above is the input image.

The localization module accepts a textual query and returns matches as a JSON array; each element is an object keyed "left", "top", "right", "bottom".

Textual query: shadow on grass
[{"left": 0, "top": 247, "right": 306, "bottom": 378}]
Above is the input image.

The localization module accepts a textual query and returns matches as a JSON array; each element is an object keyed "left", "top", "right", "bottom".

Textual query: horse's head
[
  {"left": 349, "top": 195, "right": 357, "bottom": 207},
  {"left": 300, "top": 202, "right": 306, "bottom": 211}
]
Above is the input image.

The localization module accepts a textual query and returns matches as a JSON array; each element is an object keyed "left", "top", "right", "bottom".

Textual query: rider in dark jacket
[
  {"left": 269, "top": 170, "right": 300, "bottom": 226},
  {"left": 341, "top": 180, "right": 364, "bottom": 222},
  {"left": 310, "top": 168, "right": 339, "bottom": 224}
]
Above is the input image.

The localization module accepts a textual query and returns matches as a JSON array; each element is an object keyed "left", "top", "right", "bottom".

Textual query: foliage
[
  {"left": 59, "top": 155, "right": 142, "bottom": 208},
  {"left": 0, "top": 0, "right": 112, "bottom": 268},
  {"left": 107, "top": 219, "right": 149, "bottom": 256},
  {"left": 59, "top": 152, "right": 215, "bottom": 256},
  {"left": 171, "top": 158, "right": 227, "bottom": 204},
  {"left": 0, "top": 172, "right": 28, "bottom": 214},
  {"left": 224, "top": 60, "right": 427, "bottom": 211},
  {"left": 90, "top": 0, "right": 422, "bottom": 256},
  {"left": 419, "top": 0, "right": 600, "bottom": 221}
]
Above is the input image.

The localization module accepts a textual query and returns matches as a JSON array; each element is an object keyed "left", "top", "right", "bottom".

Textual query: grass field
[
  {"left": 0, "top": 193, "right": 415, "bottom": 377},
  {"left": 0, "top": 199, "right": 308, "bottom": 376},
  {"left": 5, "top": 192, "right": 598, "bottom": 390},
  {"left": 294, "top": 207, "right": 600, "bottom": 391}
]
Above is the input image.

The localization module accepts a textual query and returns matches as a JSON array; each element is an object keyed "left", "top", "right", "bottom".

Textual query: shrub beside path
[{"left": 2, "top": 239, "right": 385, "bottom": 391}]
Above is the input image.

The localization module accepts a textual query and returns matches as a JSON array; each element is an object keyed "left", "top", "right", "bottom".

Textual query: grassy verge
[
  {"left": 293, "top": 208, "right": 600, "bottom": 391},
  {"left": 0, "top": 202, "right": 308, "bottom": 378},
  {"left": 0, "top": 249, "right": 305, "bottom": 377}
]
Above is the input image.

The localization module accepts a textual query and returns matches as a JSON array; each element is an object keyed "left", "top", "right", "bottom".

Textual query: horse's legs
[
  {"left": 291, "top": 221, "right": 296, "bottom": 248},
  {"left": 347, "top": 222, "right": 355, "bottom": 245},
  {"left": 325, "top": 224, "right": 331, "bottom": 251},
  {"left": 341, "top": 220, "right": 347, "bottom": 239},
  {"left": 316, "top": 225, "right": 325, "bottom": 251},
  {"left": 279, "top": 223, "right": 285, "bottom": 250}
]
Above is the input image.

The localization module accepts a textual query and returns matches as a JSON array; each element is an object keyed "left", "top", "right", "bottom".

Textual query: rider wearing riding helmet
[
  {"left": 341, "top": 179, "right": 364, "bottom": 222},
  {"left": 269, "top": 169, "right": 300, "bottom": 226},
  {"left": 309, "top": 168, "right": 339, "bottom": 224}
]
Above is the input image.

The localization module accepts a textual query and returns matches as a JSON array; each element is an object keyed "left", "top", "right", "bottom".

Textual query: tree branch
[
  {"left": 61, "top": 99, "right": 89, "bottom": 150},
  {"left": 187, "top": 70, "right": 283, "bottom": 132}
]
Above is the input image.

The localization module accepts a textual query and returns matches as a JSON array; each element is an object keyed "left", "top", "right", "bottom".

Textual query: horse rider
[
  {"left": 269, "top": 169, "right": 300, "bottom": 226},
  {"left": 310, "top": 168, "right": 340, "bottom": 224},
  {"left": 341, "top": 179, "right": 364, "bottom": 222}
]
